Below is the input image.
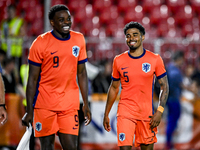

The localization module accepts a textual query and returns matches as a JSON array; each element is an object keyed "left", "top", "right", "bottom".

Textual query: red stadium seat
[
  {"left": 190, "top": 0, "right": 200, "bottom": 15},
  {"left": 93, "top": 0, "right": 112, "bottom": 13},
  {"left": 174, "top": 5, "right": 194, "bottom": 27},
  {"left": 166, "top": 0, "right": 187, "bottom": 14},
  {"left": 124, "top": 5, "right": 144, "bottom": 24},
  {"left": 142, "top": 0, "right": 162, "bottom": 14},
  {"left": 117, "top": 0, "right": 137, "bottom": 14},
  {"left": 149, "top": 5, "right": 170, "bottom": 26}
]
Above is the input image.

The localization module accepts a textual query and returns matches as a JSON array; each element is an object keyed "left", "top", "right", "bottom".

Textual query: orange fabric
[
  {"left": 112, "top": 49, "right": 166, "bottom": 120},
  {"left": 117, "top": 116, "right": 157, "bottom": 147},
  {"left": 28, "top": 30, "right": 87, "bottom": 111},
  {"left": 33, "top": 109, "right": 79, "bottom": 137}
]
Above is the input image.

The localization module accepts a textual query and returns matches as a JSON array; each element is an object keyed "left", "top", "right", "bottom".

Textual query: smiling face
[
  {"left": 50, "top": 10, "right": 72, "bottom": 38},
  {"left": 125, "top": 28, "right": 145, "bottom": 51}
]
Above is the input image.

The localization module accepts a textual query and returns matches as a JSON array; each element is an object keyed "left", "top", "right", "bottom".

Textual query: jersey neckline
[
  {"left": 51, "top": 30, "right": 71, "bottom": 41},
  {"left": 128, "top": 48, "right": 146, "bottom": 59}
]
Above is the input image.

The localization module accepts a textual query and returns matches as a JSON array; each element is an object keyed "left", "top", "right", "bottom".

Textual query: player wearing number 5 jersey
[
  {"left": 22, "top": 4, "right": 91, "bottom": 150},
  {"left": 103, "top": 22, "right": 169, "bottom": 150}
]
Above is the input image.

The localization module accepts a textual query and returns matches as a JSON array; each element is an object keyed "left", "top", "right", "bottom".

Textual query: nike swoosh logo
[
  {"left": 73, "top": 127, "right": 78, "bottom": 129},
  {"left": 121, "top": 67, "right": 128, "bottom": 70},
  {"left": 51, "top": 51, "right": 58, "bottom": 55}
]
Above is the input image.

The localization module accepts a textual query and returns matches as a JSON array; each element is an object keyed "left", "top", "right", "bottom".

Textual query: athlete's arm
[
  {"left": 103, "top": 80, "right": 120, "bottom": 132},
  {"left": 77, "top": 63, "right": 91, "bottom": 126},
  {"left": 0, "top": 73, "right": 7, "bottom": 125},
  {"left": 150, "top": 75, "right": 169, "bottom": 129},
  {"left": 22, "top": 64, "right": 41, "bottom": 127}
]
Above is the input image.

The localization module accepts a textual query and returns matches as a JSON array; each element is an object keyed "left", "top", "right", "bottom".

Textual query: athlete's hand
[
  {"left": 149, "top": 111, "right": 162, "bottom": 130},
  {"left": 103, "top": 115, "right": 111, "bottom": 132},
  {"left": 82, "top": 105, "right": 92, "bottom": 126},
  {"left": 22, "top": 112, "right": 33, "bottom": 127}
]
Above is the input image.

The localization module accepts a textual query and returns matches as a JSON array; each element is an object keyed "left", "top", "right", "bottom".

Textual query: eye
[{"left": 67, "top": 17, "right": 71, "bottom": 21}]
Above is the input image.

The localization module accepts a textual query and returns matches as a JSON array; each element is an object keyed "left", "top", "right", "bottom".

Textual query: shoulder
[
  {"left": 70, "top": 30, "right": 84, "bottom": 38},
  {"left": 33, "top": 31, "right": 51, "bottom": 44},
  {"left": 114, "top": 51, "right": 128, "bottom": 60}
]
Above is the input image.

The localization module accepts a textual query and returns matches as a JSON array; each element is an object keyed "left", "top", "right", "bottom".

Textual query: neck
[
  {"left": 129, "top": 47, "right": 144, "bottom": 57},
  {"left": 52, "top": 30, "right": 70, "bottom": 39}
]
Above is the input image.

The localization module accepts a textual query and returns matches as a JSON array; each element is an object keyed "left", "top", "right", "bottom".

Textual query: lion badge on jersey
[
  {"left": 119, "top": 133, "right": 125, "bottom": 141},
  {"left": 72, "top": 46, "right": 80, "bottom": 57},
  {"left": 35, "top": 122, "right": 42, "bottom": 132},
  {"left": 142, "top": 63, "right": 151, "bottom": 73}
]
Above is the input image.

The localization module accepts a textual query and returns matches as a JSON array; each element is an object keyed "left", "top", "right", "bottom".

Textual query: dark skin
[
  {"left": 103, "top": 28, "right": 169, "bottom": 150},
  {"left": 22, "top": 9, "right": 91, "bottom": 150}
]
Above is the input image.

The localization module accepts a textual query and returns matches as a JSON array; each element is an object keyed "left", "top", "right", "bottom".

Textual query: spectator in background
[
  {"left": 2, "top": 57, "right": 25, "bottom": 98},
  {"left": 0, "top": 4, "right": 26, "bottom": 80},
  {"left": 192, "top": 58, "right": 200, "bottom": 81},
  {"left": 166, "top": 51, "right": 184, "bottom": 149},
  {"left": 0, "top": 49, "right": 6, "bottom": 66},
  {"left": 92, "top": 59, "right": 112, "bottom": 93}
]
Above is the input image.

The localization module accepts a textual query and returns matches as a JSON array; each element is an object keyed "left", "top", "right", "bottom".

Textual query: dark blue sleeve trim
[
  {"left": 0, "top": 65, "right": 2, "bottom": 74},
  {"left": 157, "top": 72, "right": 167, "bottom": 79},
  {"left": 28, "top": 59, "right": 42, "bottom": 67},
  {"left": 78, "top": 58, "right": 87, "bottom": 64},
  {"left": 112, "top": 76, "right": 120, "bottom": 81}
]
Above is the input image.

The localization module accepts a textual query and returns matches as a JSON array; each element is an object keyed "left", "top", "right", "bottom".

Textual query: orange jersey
[
  {"left": 28, "top": 30, "right": 87, "bottom": 111},
  {"left": 112, "top": 49, "right": 166, "bottom": 120}
]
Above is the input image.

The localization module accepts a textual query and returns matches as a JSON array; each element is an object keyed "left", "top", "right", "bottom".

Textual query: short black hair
[
  {"left": 124, "top": 21, "right": 145, "bottom": 35},
  {"left": 173, "top": 51, "right": 184, "bottom": 61},
  {"left": 48, "top": 4, "right": 69, "bottom": 20}
]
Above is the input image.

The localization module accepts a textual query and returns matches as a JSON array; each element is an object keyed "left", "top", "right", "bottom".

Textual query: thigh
[
  {"left": 34, "top": 109, "right": 59, "bottom": 137},
  {"left": 135, "top": 120, "right": 157, "bottom": 147},
  {"left": 117, "top": 116, "right": 136, "bottom": 147},
  {"left": 57, "top": 109, "right": 79, "bottom": 135},
  {"left": 58, "top": 132, "right": 78, "bottom": 150},
  {"left": 39, "top": 134, "right": 55, "bottom": 150}
]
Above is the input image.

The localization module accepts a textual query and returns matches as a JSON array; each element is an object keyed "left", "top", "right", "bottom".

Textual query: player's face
[
  {"left": 125, "top": 28, "right": 144, "bottom": 50},
  {"left": 50, "top": 10, "right": 72, "bottom": 37}
]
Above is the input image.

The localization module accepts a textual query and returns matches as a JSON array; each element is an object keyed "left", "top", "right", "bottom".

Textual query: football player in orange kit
[
  {"left": 22, "top": 4, "right": 91, "bottom": 150},
  {"left": 103, "top": 22, "right": 169, "bottom": 150}
]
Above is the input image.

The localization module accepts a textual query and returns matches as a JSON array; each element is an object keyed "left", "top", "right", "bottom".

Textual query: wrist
[
  {"left": 157, "top": 106, "right": 164, "bottom": 113},
  {"left": 0, "top": 104, "right": 6, "bottom": 110}
]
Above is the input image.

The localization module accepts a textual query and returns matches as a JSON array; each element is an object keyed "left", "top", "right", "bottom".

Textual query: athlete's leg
[
  {"left": 140, "top": 144, "right": 154, "bottom": 150},
  {"left": 58, "top": 132, "right": 78, "bottom": 150},
  {"left": 39, "top": 134, "right": 55, "bottom": 150},
  {"left": 119, "top": 146, "right": 132, "bottom": 150}
]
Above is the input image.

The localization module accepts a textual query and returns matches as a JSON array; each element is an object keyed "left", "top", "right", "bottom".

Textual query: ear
[
  {"left": 142, "top": 35, "right": 145, "bottom": 41},
  {"left": 50, "top": 20, "right": 54, "bottom": 26}
]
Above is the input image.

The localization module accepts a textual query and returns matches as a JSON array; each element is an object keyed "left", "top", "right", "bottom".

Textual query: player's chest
[{"left": 118, "top": 60, "right": 156, "bottom": 78}]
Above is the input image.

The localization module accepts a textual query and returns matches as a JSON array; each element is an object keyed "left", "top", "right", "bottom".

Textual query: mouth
[
  {"left": 63, "top": 25, "right": 70, "bottom": 31},
  {"left": 130, "top": 41, "right": 136, "bottom": 45}
]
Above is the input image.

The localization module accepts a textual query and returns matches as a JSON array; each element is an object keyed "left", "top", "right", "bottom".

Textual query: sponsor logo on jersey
[
  {"left": 72, "top": 46, "right": 80, "bottom": 57},
  {"left": 119, "top": 133, "right": 125, "bottom": 141},
  {"left": 142, "top": 63, "right": 151, "bottom": 73},
  {"left": 35, "top": 122, "right": 42, "bottom": 132}
]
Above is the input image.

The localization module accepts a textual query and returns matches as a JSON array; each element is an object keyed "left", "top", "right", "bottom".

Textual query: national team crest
[
  {"left": 119, "top": 133, "right": 125, "bottom": 141},
  {"left": 72, "top": 46, "right": 80, "bottom": 57},
  {"left": 142, "top": 63, "right": 151, "bottom": 73},
  {"left": 35, "top": 122, "right": 42, "bottom": 132}
]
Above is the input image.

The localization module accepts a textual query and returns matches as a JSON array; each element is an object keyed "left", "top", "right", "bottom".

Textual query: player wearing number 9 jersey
[
  {"left": 103, "top": 22, "right": 169, "bottom": 150},
  {"left": 21, "top": 4, "right": 91, "bottom": 150}
]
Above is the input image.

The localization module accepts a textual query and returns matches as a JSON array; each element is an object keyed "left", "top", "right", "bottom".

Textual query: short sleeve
[
  {"left": 78, "top": 34, "right": 87, "bottom": 64},
  {"left": 155, "top": 54, "right": 167, "bottom": 79},
  {"left": 28, "top": 36, "right": 44, "bottom": 65},
  {"left": 111, "top": 56, "right": 120, "bottom": 80}
]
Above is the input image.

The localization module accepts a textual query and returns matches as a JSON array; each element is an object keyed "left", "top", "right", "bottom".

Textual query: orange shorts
[
  {"left": 33, "top": 109, "right": 79, "bottom": 137},
  {"left": 117, "top": 116, "right": 157, "bottom": 147}
]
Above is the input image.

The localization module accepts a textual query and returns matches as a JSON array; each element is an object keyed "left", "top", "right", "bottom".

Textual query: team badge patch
[
  {"left": 35, "top": 122, "right": 42, "bottom": 132},
  {"left": 142, "top": 63, "right": 151, "bottom": 73},
  {"left": 119, "top": 133, "right": 125, "bottom": 141},
  {"left": 72, "top": 46, "right": 80, "bottom": 57}
]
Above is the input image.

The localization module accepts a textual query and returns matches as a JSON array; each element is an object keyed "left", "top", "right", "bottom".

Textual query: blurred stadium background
[{"left": 0, "top": 0, "right": 200, "bottom": 150}]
